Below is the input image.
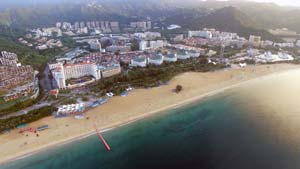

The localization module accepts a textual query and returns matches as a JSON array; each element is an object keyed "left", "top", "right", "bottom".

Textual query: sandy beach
[{"left": 1, "top": 63, "right": 300, "bottom": 165}]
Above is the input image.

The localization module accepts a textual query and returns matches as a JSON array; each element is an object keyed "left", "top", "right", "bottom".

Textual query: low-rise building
[
  {"left": 106, "top": 45, "right": 131, "bottom": 53},
  {"left": 188, "top": 30, "right": 212, "bottom": 39},
  {"left": 249, "top": 35, "right": 262, "bottom": 47},
  {"left": 99, "top": 63, "right": 121, "bottom": 78},
  {"left": 148, "top": 54, "right": 164, "bottom": 65},
  {"left": 130, "top": 55, "right": 147, "bottom": 67},
  {"left": 255, "top": 52, "right": 294, "bottom": 63},
  {"left": 188, "top": 50, "right": 201, "bottom": 58},
  {"left": 177, "top": 51, "right": 190, "bottom": 60},
  {"left": 163, "top": 53, "right": 177, "bottom": 62}
]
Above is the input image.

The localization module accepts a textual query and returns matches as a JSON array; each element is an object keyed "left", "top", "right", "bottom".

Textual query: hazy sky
[
  {"left": 1, "top": 0, "right": 300, "bottom": 8},
  {"left": 248, "top": 0, "right": 300, "bottom": 6}
]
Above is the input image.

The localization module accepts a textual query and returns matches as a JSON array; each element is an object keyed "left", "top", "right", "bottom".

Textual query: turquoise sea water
[{"left": 2, "top": 69, "right": 300, "bottom": 169}]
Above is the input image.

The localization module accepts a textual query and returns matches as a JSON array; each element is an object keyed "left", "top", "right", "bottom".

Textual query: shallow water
[{"left": 2, "top": 69, "right": 300, "bottom": 169}]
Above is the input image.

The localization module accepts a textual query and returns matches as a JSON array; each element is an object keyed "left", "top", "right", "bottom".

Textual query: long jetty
[{"left": 94, "top": 124, "right": 111, "bottom": 151}]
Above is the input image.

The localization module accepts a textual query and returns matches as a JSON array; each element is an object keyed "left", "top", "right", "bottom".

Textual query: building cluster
[
  {"left": 0, "top": 51, "right": 37, "bottom": 102},
  {"left": 134, "top": 32, "right": 161, "bottom": 40},
  {"left": 20, "top": 23, "right": 300, "bottom": 93},
  {"left": 19, "top": 28, "right": 64, "bottom": 50},
  {"left": 129, "top": 21, "right": 151, "bottom": 31},
  {"left": 130, "top": 48, "right": 202, "bottom": 67},
  {"left": 0, "top": 51, "right": 20, "bottom": 67},
  {"left": 229, "top": 48, "right": 294, "bottom": 64},
  {"left": 56, "top": 20, "right": 120, "bottom": 34},
  {"left": 255, "top": 52, "right": 294, "bottom": 63},
  {"left": 56, "top": 103, "right": 85, "bottom": 116},
  {"left": 185, "top": 29, "right": 295, "bottom": 50},
  {"left": 186, "top": 29, "right": 247, "bottom": 48},
  {"left": 139, "top": 40, "right": 165, "bottom": 51}
]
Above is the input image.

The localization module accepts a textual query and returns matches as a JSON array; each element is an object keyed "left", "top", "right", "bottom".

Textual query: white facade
[
  {"left": 130, "top": 56, "right": 147, "bottom": 67},
  {"left": 296, "top": 40, "right": 300, "bottom": 48},
  {"left": 139, "top": 40, "right": 148, "bottom": 51},
  {"left": 177, "top": 51, "right": 190, "bottom": 60},
  {"left": 134, "top": 32, "right": 161, "bottom": 39},
  {"left": 163, "top": 53, "right": 177, "bottom": 62},
  {"left": 249, "top": 35, "right": 262, "bottom": 47},
  {"left": 52, "top": 63, "right": 66, "bottom": 88},
  {"left": 255, "top": 52, "right": 294, "bottom": 63},
  {"left": 99, "top": 63, "right": 122, "bottom": 78},
  {"left": 139, "top": 40, "right": 164, "bottom": 51},
  {"left": 149, "top": 40, "right": 164, "bottom": 49},
  {"left": 52, "top": 62, "right": 101, "bottom": 89},
  {"left": 188, "top": 51, "right": 201, "bottom": 58},
  {"left": 188, "top": 30, "right": 212, "bottom": 39},
  {"left": 64, "top": 63, "right": 101, "bottom": 80},
  {"left": 148, "top": 54, "right": 164, "bottom": 65}
]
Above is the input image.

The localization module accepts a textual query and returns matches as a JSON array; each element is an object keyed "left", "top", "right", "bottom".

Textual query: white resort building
[
  {"left": 255, "top": 52, "right": 294, "bottom": 63},
  {"left": 51, "top": 62, "right": 101, "bottom": 89},
  {"left": 163, "top": 53, "right": 177, "bottom": 62},
  {"left": 148, "top": 54, "right": 164, "bottom": 65},
  {"left": 130, "top": 55, "right": 147, "bottom": 67},
  {"left": 177, "top": 51, "right": 190, "bottom": 60}
]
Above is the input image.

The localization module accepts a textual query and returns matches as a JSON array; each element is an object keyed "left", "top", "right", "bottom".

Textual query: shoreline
[{"left": 1, "top": 64, "right": 300, "bottom": 166}]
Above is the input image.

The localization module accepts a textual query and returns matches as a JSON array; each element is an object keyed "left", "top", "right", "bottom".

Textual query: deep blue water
[{"left": 1, "top": 90, "right": 300, "bottom": 169}]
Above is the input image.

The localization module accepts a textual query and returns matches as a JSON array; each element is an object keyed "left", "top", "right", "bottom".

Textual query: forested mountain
[
  {"left": 0, "top": 0, "right": 300, "bottom": 32},
  {"left": 164, "top": 7, "right": 281, "bottom": 41}
]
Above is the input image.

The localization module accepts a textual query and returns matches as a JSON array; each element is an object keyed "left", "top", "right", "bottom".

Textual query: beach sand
[{"left": 0, "top": 64, "right": 300, "bottom": 165}]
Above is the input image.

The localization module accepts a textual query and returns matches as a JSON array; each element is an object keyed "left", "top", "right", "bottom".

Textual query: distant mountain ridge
[{"left": 0, "top": 0, "right": 298, "bottom": 41}]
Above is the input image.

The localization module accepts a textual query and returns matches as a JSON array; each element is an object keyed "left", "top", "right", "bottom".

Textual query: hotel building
[{"left": 52, "top": 62, "right": 101, "bottom": 89}]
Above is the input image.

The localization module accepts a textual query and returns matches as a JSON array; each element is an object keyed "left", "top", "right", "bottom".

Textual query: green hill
[
  {"left": 0, "top": 26, "right": 53, "bottom": 70},
  {"left": 165, "top": 7, "right": 282, "bottom": 42}
]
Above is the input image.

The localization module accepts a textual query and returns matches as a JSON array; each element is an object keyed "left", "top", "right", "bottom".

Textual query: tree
[
  {"left": 131, "top": 40, "right": 139, "bottom": 51},
  {"left": 175, "top": 85, "right": 183, "bottom": 93}
]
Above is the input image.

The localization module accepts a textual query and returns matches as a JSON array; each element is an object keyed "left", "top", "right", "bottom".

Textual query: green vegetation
[
  {"left": 0, "top": 106, "right": 56, "bottom": 133},
  {"left": 59, "top": 89, "right": 71, "bottom": 94},
  {"left": 173, "top": 7, "right": 283, "bottom": 42},
  {"left": 59, "top": 36, "right": 76, "bottom": 48},
  {"left": 90, "top": 57, "right": 226, "bottom": 95},
  {"left": 0, "top": 26, "right": 57, "bottom": 71},
  {"left": 61, "top": 98, "right": 77, "bottom": 105},
  {"left": 82, "top": 96, "right": 89, "bottom": 102},
  {"left": 130, "top": 40, "right": 139, "bottom": 51},
  {"left": 0, "top": 99, "right": 38, "bottom": 117}
]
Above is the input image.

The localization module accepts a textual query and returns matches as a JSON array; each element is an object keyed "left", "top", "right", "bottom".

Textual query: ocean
[{"left": 1, "top": 69, "right": 300, "bottom": 169}]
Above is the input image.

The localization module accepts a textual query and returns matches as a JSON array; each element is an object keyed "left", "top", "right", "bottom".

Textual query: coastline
[{"left": 1, "top": 64, "right": 300, "bottom": 166}]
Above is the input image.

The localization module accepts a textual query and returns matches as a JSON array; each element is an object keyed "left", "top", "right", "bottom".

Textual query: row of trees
[
  {"left": 0, "top": 106, "right": 56, "bottom": 133},
  {"left": 0, "top": 99, "right": 38, "bottom": 117}
]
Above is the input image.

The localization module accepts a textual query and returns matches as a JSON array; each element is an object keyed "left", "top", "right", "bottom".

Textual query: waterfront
[{"left": 2, "top": 68, "right": 300, "bottom": 169}]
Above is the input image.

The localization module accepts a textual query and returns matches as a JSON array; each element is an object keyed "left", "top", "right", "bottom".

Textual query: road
[{"left": 0, "top": 102, "right": 51, "bottom": 119}]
